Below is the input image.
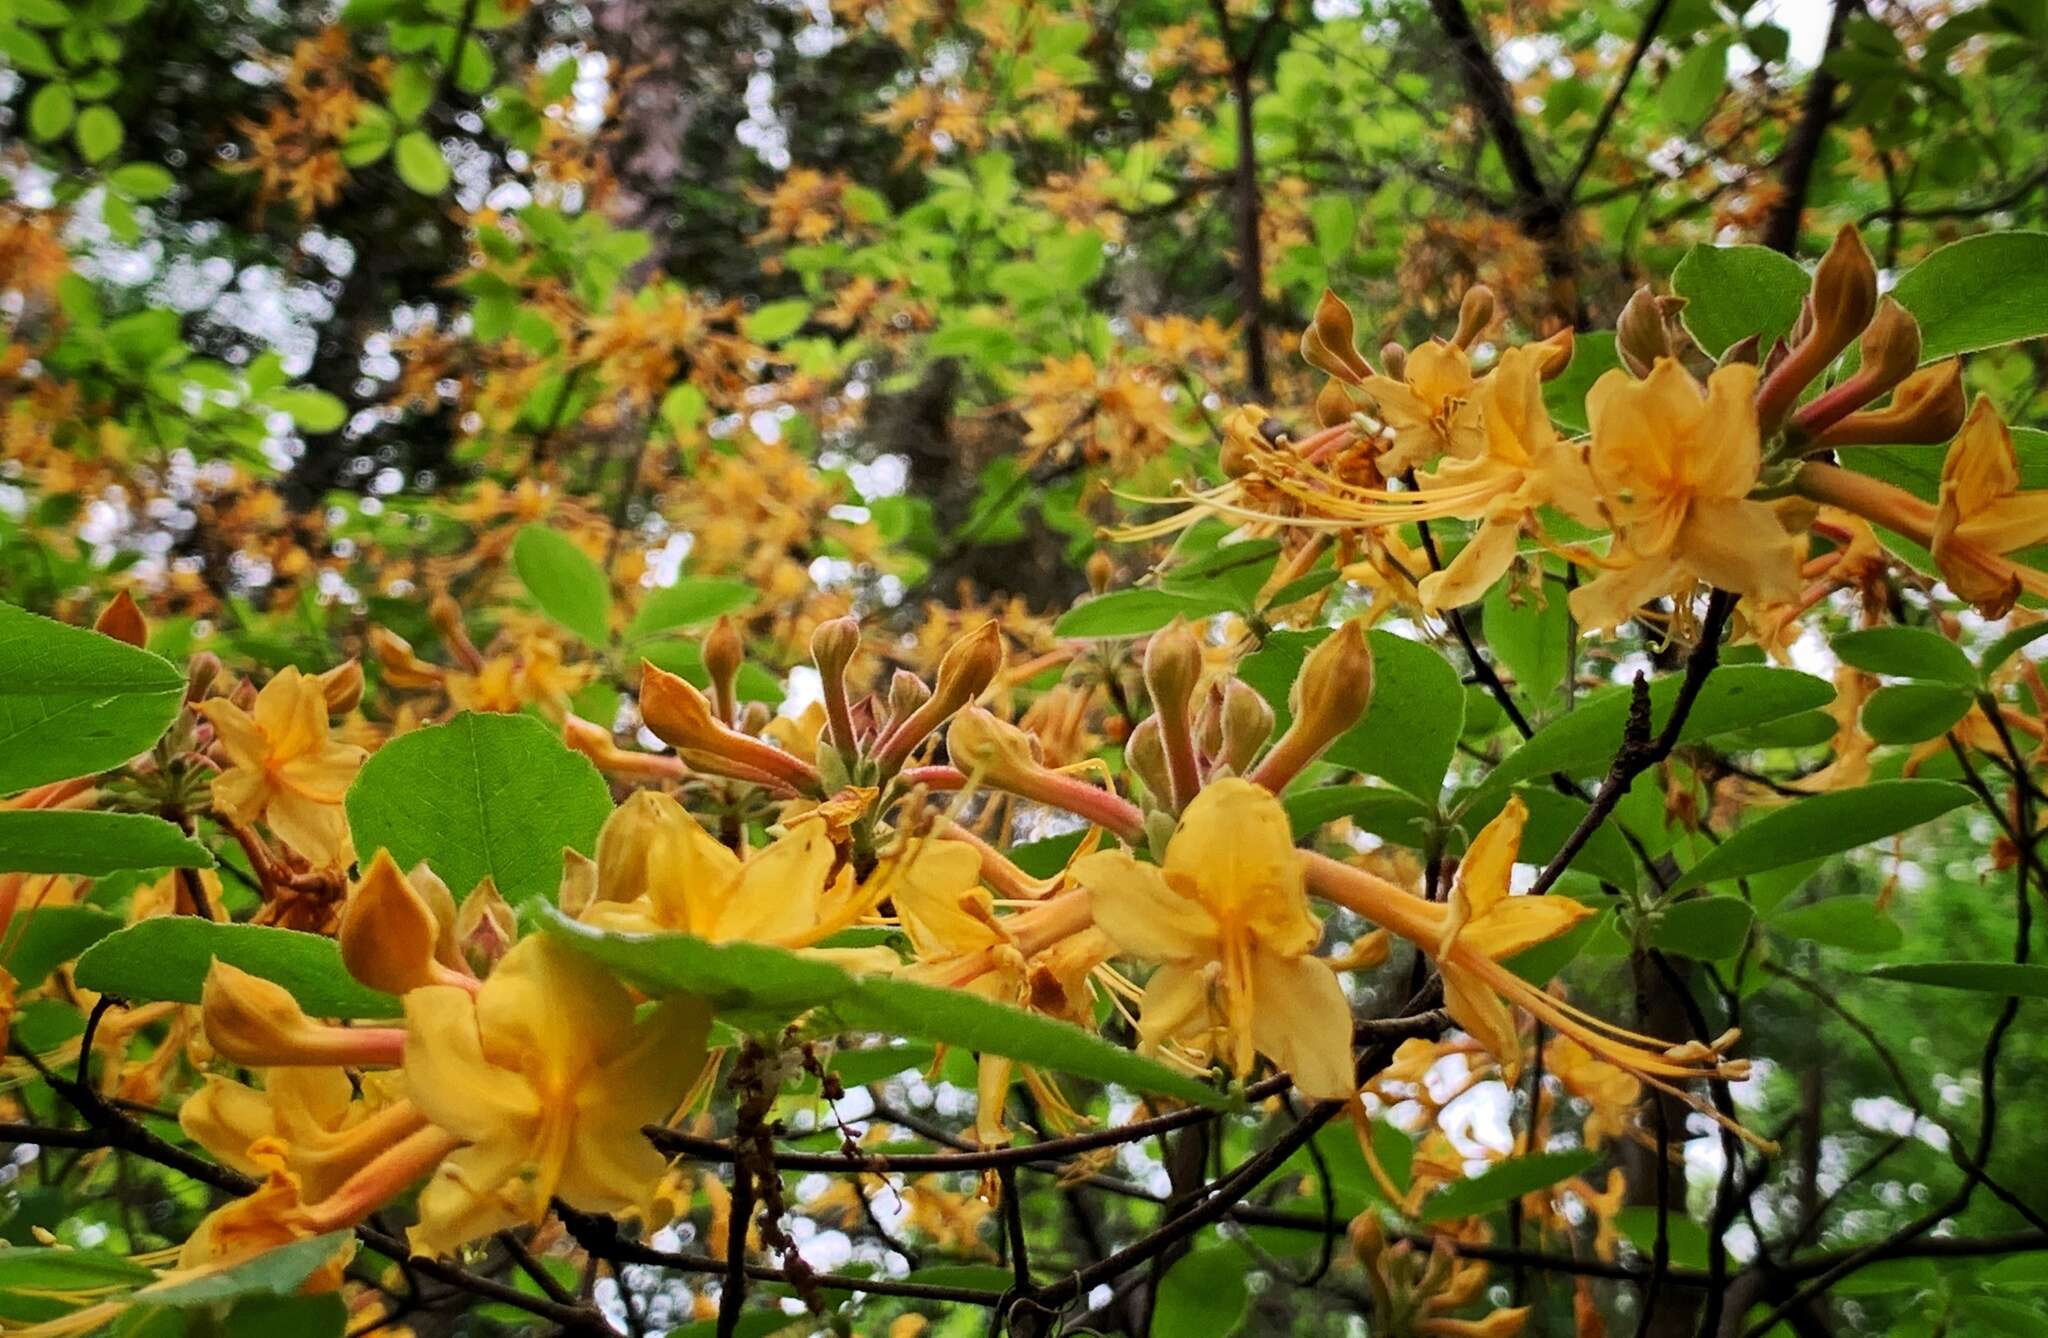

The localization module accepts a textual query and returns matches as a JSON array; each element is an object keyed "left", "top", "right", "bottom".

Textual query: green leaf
[
  {"left": 744, "top": 299, "right": 810, "bottom": 343},
  {"left": 394, "top": 129, "right": 449, "bottom": 194},
  {"left": 0, "top": 26, "right": 60, "bottom": 75},
  {"left": 1768, "top": 896, "right": 1903, "bottom": 952},
  {"left": 1053, "top": 589, "right": 1237, "bottom": 639},
  {"left": 1669, "top": 779, "right": 1972, "bottom": 893},
  {"left": 1152, "top": 1245, "right": 1250, "bottom": 1337},
  {"left": 0, "top": 810, "right": 212, "bottom": 874},
  {"left": 106, "top": 161, "right": 174, "bottom": 199},
  {"left": 0, "top": 1247, "right": 155, "bottom": 1292},
  {"left": 512, "top": 523, "right": 612, "bottom": 645},
  {"left": 1868, "top": 961, "right": 2048, "bottom": 998},
  {"left": 1483, "top": 578, "right": 1569, "bottom": 703},
  {"left": 1616, "top": 1207, "right": 1711, "bottom": 1271},
  {"left": 1832, "top": 626, "right": 1975, "bottom": 686},
  {"left": 1671, "top": 244, "right": 1811, "bottom": 359},
  {"left": 1651, "top": 895, "right": 1754, "bottom": 959},
  {"left": 74, "top": 919, "right": 399, "bottom": 1018},
  {"left": 539, "top": 910, "right": 1228, "bottom": 1107},
  {"left": 1242, "top": 630, "right": 1465, "bottom": 800},
  {"left": 1860, "top": 682, "right": 1972, "bottom": 745},
  {"left": 1981, "top": 622, "right": 2048, "bottom": 678},
  {"left": 0, "top": 601, "right": 186, "bottom": 791},
  {"left": 269, "top": 387, "right": 349, "bottom": 434},
  {"left": 27, "top": 81, "right": 73, "bottom": 141},
  {"left": 0, "top": 905, "right": 123, "bottom": 990},
  {"left": 73, "top": 104, "right": 122, "bottom": 163},
  {"left": 1283, "top": 785, "right": 1433, "bottom": 845},
  {"left": 1510, "top": 786, "right": 1637, "bottom": 889},
  {"left": 1661, "top": 33, "right": 1732, "bottom": 125},
  {"left": 627, "top": 578, "right": 755, "bottom": 639},
  {"left": 140, "top": 1233, "right": 354, "bottom": 1306},
  {"left": 346, "top": 712, "right": 614, "bottom": 904},
  {"left": 1477, "top": 666, "right": 1834, "bottom": 801},
  {"left": 1421, "top": 1149, "right": 1600, "bottom": 1222},
  {"left": 1542, "top": 331, "right": 1618, "bottom": 435},
  {"left": 1890, "top": 232, "right": 2048, "bottom": 362}
]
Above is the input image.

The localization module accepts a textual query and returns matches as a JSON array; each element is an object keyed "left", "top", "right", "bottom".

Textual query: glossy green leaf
[
  {"left": 0, "top": 602, "right": 186, "bottom": 792},
  {"left": 627, "top": 578, "right": 756, "bottom": 639},
  {"left": 1421, "top": 1149, "right": 1599, "bottom": 1222},
  {"left": 1860, "top": 682, "right": 1972, "bottom": 745},
  {"left": 1283, "top": 785, "right": 1433, "bottom": 845},
  {"left": 1890, "top": 231, "right": 2048, "bottom": 362},
  {"left": 73, "top": 104, "right": 123, "bottom": 163},
  {"left": 1768, "top": 896, "right": 1903, "bottom": 952},
  {"left": 512, "top": 523, "right": 612, "bottom": 645},
  {"left": 1053, "top": 588, "right": 1238, "bottom": 639},
  {"left": 394, "top": 129, "right": 449, "bottom": 194},
  {"left": 0, "top": 906, "right": 124, "bottom": 990},
  {"left": 346, "top": 712, "right": 613, "bottom": 904},
  {"left": 1980, "top": 622, "right": 2048, "bottom": 678},
  {"left": 1670, "top": 780, "right": 1973, "bottom": 892},
  {"left": 1671, "top": 244, "right": 1810, "bottom": 359},
  {"left": 1152, "top": 1245, "right": 1251, "bottom": 1337},
  {"left": 0, "top": 810, "right": 211, "bottom": 874},
  {"left": 1650, "top": 895, "right": 1754, "bottom": 959},
  {"left": 1833, "top": 626, "right": 1976, "bottom": 686},
  {"left": 140, "top": 1233, "right": 354, "bottom": 1306},
  {"left": 1868, "top": 961, "right": 2048, "bottom": 998},
  {"left": 74, "top": 918, "right": 399, "bottom": 1018}
]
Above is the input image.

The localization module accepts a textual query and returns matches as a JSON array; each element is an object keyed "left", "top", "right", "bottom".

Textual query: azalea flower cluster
[{"left": 1126, "top": 225, "right": 2048, "bottom": 636}]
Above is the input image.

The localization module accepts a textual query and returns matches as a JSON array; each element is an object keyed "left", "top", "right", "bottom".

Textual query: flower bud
[
  {"left": 366, "top": 627, "right": 445, "bottom": 690},
  {"left": 1720, "top": 333, "right": 1762, "bottom": 367},
  {"left": 739, "top": 700, "right": 773, "bottom": 735},
  {"left": 200, "top": 958, "right": 404, "bottom": 1067},
  {"left": 1251, "top": 620, "right": 1373, "bottom": 792},
  {"left": 1615, "top": 286, "right": 1671, "bottom": 378},
  {"left": 95, "top": 590, "right": 147, "bottom": 648},
  {"left": 1143, "top": 618, "right": 1202, "bottom": 718},
  {"left": 888, "top": 669, "right": 932, "bottom": 725},
  {"left": 704, "top": 616, "right": 743, "bottom": 722},
  {"left": 1379, "top": 341, "right": 1408, "bottom": 381},
  {"left": 317, "top": 659, "right": 364, "bottom": 715},
  {"left": 1452, "top": 284, "right": 1495, "bottom": 350},
  {"left": 1124, "top": 715, "right": 1172, "bottom": 805},
  {"left": 811, "top": 616, "right": 860, "bottom": 680},
  {"left": 1220, "top": 678, "right": 1275, "bottom": 776},
  {"left": 340, "top": 851, "right": 465, "bottom": 997},
  {"left": 945, "top": 706, "right": 1041, "bottom": 786},
  {"left": 453, "top": 877, "right": 517, "bottom": 975},
  {"left": 185, "top": 652, "right": 223, "bottom": 703},
  {"left": 1086, "top": 551, "right": 1114, "bottom": 595},
  {"left": 1817, "top": 359, "right": 1966, "bottom": 448},
  {"left": 1857, "top": 297, "right": 1921, "bottom": 392},
  {"left": 1531, "top": 326, "right": 1575, "bottom": 381},
  {"left": 640, "top": 660, "right": 819, "bottom": 792},
  {"left": 931, "top": 620, "right": 1004, "bottom": 714},
  {"left": 1301, "top": 289, "right": 1373, "bottom": 386},
  {"left": 1810, "top": 225, "right": 1879, "bottom": 359}
]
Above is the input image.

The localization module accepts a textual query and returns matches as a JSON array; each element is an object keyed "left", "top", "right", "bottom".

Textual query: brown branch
[
  {"left": 1562, "top": 0, "right": 1679, "bottom": 200},
  {"left": 1760, "top": 0, "right": 1858, "bottom": 255}
]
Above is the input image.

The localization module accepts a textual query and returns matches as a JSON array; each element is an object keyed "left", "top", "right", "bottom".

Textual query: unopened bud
[
  {"left": 1142, "top": 618, "right": 1202, "bottom": 718},
  {"left": 1379, "top": 341, "right": 1407, "bottom": 380},
  {"left": 640, "top": 661, "right": 819, "bottom": 792},
  {"left": 931, "top": 620, "right": 1004, "bottom": 713},
  {"left": 429, "top": 593, "right": 483, "bottom": 671},
  {"left": 1616, "top": 286, "right": 1672, "bottom": 378},
  {"left": 1858, "top": 298, "right": 1921, "bottom": 392},
  {"left": 811, "top": 616, "right": 860, "bottom": 680},
  {"left": 889, "top": 669, "right": 932, "bottom": 724},
  {"left": 1809, "top": 225, "right": 1878, "bottom": 360},
  {"left": 1818, "top": 359, "right": 1966, "bottom": 448},
  {"left": 704, "top": 616, "right": 743, "bottom": 721},
  {"left": 317, "top": 659, "right": 364, "bottom": 714},
  {"left": 1452, "top": 284, "right": 1495, "bottom": 349},
  {"left": 1531, "top": 325, "right": 1576, "bottom": 380},
  {"left": 453, "top": 877, "right": 517, "bottom": 975},
  {"left": 200, "top": 958, "right": 402, "bottom": 1067},
  {"left": 1195, "top": 685, "right": 1225, "bottom": 760},
  {"left": 339, "top": 850, "right": 461, "bottom": 996},
  {"left": 1124, "top": 715, "right": 1172, "bottom": 805},
  {"left": 1220, "top": 678, "right": 1275, "bottom": 775},
  {"left": 185, "top": 652, "right": 223, "bottom": 703},
  {"left": 1251, "top": 621, "right": 1374, "bottom": 792},
  {"left": 1086, "top": 551, "right": 1114, "bottom": 595},
  {"left": 1301, "top": 289, "right": 1373, "bottom": 385},
  {"left": 739, "top": 700, "right": 772, "bottom": 735},
  {"left": 1720, "top": 333, "right": 1762, "bottom": 367},
  {"left": 95, "top": 590, "right": 147, "bottom": 648},
  {"left": 366, "top": 627, "right": 445, "bottom": 689},
  {"left": 945, "top": 706, "right": 1041, "bottom": 787}
]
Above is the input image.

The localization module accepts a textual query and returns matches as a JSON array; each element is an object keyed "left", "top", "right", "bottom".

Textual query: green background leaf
[
  {"left": 0, "top": 602, "right": 186, "bottom": 793},
  {"left": 74, "top": 919, "right": 399, "bottom": 1018}
]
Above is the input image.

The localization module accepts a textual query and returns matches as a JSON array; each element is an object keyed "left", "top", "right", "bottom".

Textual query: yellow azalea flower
[
  {"left": 577, "top": 790, "right": 889, "bottom": 964},
  {"left": 402, "top": 934, "right": 711, "bottom": 1256},
  {"left": 1072, "top": 778, "right": 1357, "bottom": 1100},
  {"left": 1432, "top": 797, "right": 1594, "bottom": 1067},
  {"left": 1934, "top": 396, "right": 2048, "bottom": 617},
  {"left": 1571, "top": 358, "right": 1801, "bottom": 632},
  {"left": 181, "top": 1068, "right": 421, "bottom": 1203},
  {"left": 1544, "top": 1035, "right": 1640, "bottom": 1148},
  {"left": 1415, "top": 345, "right": 1602, "bottom": 610},
  {"left": 200, "top": 667, "right": 366, "bottom": 868},
  {"left": 1361, "top": 340, "right": 1483, "bottom": 475},
  {"left": 165, "top": 1139, "right": 354, "bottom": 1292}
]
